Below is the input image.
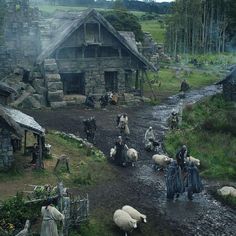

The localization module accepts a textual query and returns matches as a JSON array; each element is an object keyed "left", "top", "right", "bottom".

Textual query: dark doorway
[
  {"left": 104, "top": 71, "right": 118, "bottom": 92},
  {"left": 60, "top": 73, "right": 85, "bottom": 95}
]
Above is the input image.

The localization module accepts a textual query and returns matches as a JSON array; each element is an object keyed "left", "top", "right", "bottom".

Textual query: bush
[{"left": 0, "top": 193, "right": 41, "bottom": 234}]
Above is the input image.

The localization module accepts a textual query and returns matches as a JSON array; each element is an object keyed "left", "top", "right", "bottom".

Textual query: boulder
[
  {"left": 47, "top": 81, "right": 63, "bottom": 92},
  {"left": 17, "top": 94, "right": 42, "bottom": 109},
  {"left": 48, "top": 90, "right": 64, "bottom": 102},
  {"left": 50, "top": 101, "right": 67, "bottom": 109},
  {"left": 45, "top": 73, "right": 61, "bottom": 82},
  {"left": 44, "top": 63, "right": 58, "bottom": 73}
]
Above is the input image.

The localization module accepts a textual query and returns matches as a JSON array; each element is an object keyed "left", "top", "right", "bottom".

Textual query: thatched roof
[
  {"left": 0, "top": 82, "right": 17, "bottom": 96},
  {"left": 0, "top": 105, "right": 45, "bottom": 136},
  {"left": 36, "top": 9, "right": 157, "bottom": 71},
  {"left": 217, "top": 66, "right": 236, "bottom": 85}
]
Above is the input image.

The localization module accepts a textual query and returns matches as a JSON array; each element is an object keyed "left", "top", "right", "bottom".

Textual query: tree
[{"left": 102, "top": 10, "right": 144, "bottom": 42}]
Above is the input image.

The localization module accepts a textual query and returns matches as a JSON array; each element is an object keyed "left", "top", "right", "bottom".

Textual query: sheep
[
  {"left": 15, "top": 220, "right": 30, "bottom": 236},
  {"left": 113, "top": 209, "right": 137, "bottom": 236},
  {"left": 126, "top": 148, "right": 139, "bottom": 166},
  {"left": 217, "top": 186, "right": 236, "bottom": 197},
  {"left": 152, "top": 154, "right": 173, "bottom": 170},
  {"left": 110, "top": 147, "right": 116, "bottom": 158},
  {"left": 122, "top": 205, "right": 147, "bottom": 223},
  {"left": 187, "top": 156, "right": 200, "bottom": 166}
]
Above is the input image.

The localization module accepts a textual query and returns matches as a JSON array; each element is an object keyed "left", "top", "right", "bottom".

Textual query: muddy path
[{"left": 25, "top": 85, "right": 236, "bottom": 236}]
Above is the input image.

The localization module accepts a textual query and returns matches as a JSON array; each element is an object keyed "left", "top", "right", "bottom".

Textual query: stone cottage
[
  {"left": 217, "top": 66, "right": 236, "bottom": 101},
  {"left": 36, "top": 9, "right": 156, "bottom": 107},
  {"left": 0, "top": 82, "right": 45, "bottom": 170},
  {"left": 0, "top": 1, "right": 157, "bottom": 108}
]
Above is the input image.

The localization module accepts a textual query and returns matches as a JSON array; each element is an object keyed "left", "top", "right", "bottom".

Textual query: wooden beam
[
  {"left": 24, "top": 130, "right": 27, "bottom": 155},
  {"left": 144, "top": 70, "right": 158, "bottom": 100}
]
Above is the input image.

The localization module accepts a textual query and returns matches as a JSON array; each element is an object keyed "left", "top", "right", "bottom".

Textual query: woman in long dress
[{"left": 40, "top": 198, "right": 64, "bottom": 236}]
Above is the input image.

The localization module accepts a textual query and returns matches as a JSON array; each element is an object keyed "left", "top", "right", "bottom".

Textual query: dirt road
[{"left": 24, "top": 85, "right": 236, "bottom": 236}]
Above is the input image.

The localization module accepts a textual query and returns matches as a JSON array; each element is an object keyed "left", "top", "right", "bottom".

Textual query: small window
[{"left": 85, "top": 23, "right": 99, "bottom": 43}]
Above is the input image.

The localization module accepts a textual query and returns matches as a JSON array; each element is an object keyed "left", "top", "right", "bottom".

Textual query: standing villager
[
  {"left": 40, "top": 198, "right": 64, "bottom": 236},
  {"left": 83, "top": 117, "right": 97, "bottom": 143},
  {"left": 180, "top": 79, "right": 190, "bottom": 98},
  {"left": 176, "top": 145, "right": 190, "bottom": 170},
  {"left": 170, "top": 110, "right": 179, "bottom": 129},
  {"left": 30, "top": 143, "right": 39, "bottom": 164},
  {"left": 185, "top": 162, "right": 203, "bottom": 200},
  {"left": 113, "top": 136, "right": 128, "bottom": 166},
  {"left": 118, "top": 113, "right": 130, "bottom": 137},
  {"left": 144, "top": 127, "right": 159, "bottom": 152},
  {"left": 166, "top": 160, "right": 184, "bottom": 200}
]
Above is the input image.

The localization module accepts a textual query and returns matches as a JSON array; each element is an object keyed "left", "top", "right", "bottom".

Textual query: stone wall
[
  {"left": 0, "top": 128, "right": 13, "bottom": 170},
  {"left": 0, "top": 0, "right": 40, "bottom": 78}
]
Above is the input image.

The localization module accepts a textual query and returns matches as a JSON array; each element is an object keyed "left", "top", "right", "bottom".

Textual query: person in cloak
[
  {"left": 166, "top": 160, "right": 184, "bottom": 200},
  {"left": 113, "top": 136, "right": 128, "bottom": 166},
  {"left": 40, "top": 198, "right": 64, "bottom": 236},
  {"left": 118, "top": 113, "right": 130, "bottom": 137},
  {"left": 185, "top": 161, "right": 203, "bottom": 200},
  {"left": 176, "top": 145, "right": 190, "bottom": 171}
]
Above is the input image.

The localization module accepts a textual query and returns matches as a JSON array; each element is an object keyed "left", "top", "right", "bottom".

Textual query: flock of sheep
[{"left": 113, "top": 205, "right": 147, "bottom": 236}]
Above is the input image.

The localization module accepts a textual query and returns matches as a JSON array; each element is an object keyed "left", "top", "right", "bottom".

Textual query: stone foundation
[{"left": 0, "top": 128, "right": 14, "bottom": 170}]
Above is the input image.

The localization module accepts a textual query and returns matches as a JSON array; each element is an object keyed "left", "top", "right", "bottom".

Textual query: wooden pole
[
  {"left": 24, "top": 130, "right": 27, "bottom": 155},
  {"left": 36, "top": 135, "right": 43, "bottom": 169},
  {"left": 144, "top": 70, "right": 158, "bottom": 100}
]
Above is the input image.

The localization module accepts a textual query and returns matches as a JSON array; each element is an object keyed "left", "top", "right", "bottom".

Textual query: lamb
[
  {"left": 110, "top": 147, "right": 116, "bottom": 158},
  {"left": 122, "top": 205, "right": 147, "bottom": 223},
  {"left": 187, "top": 156, "right": 200, "bottom": 166},
  {"left": 152, "top": 154, "right": 173, "bottom": 170},
  {"left": 113, "top": 209, "right": 137, "bottom": 236},
  {"left": 126, "top": 148, "right": 139, "bottom": 166},
  {"left": 217, "top": 186, "right": 236, "bottom": 197}
]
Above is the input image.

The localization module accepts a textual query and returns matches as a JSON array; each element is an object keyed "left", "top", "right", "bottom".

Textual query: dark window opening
[
  {"left": 57, "top": 47, "right": 83, "bottom": 59},
  {"left": 85, "top": 23, "right": 99, "bottom": 43},
  {"left": 98, "top": 46, "right": 119, "bottom": 57},
  {"left": 104, "top": 71, "right": 118, "bottom": 92},
  {"left": 60, "top": 73, "right": 85, "bottom": 95}
]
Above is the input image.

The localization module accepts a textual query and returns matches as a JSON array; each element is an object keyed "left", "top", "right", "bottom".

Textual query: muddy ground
[{"left": 24, "top": 85, "right": 236, "bottom": 236}]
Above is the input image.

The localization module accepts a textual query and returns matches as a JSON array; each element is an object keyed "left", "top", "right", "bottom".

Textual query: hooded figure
[
  {"left": 144, "top": 127, "right": 159, "bottom": 151},
  {"left": 118, "top": 113, "right": 130, "bottom": 136},
  {"left": 40, "top": 198, "right": 64, "bottom": 236},
  {"left": 170, "top": 110, "right": 179, "bottom": 129},
  {"left": 185, "top": 162, "right": 203, "bottom": 200},
  {"left": 166, "top": 161, "right": 184, "bottom": 200},
  {"left": 113, "top": 136, "right": 128, "bottom": 166},
  {"left": 176, "top": 145, "right": 190, "bottom": 170}
]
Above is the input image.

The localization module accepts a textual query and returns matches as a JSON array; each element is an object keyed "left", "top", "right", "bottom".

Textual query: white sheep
[
  {"left": 126, "top": 148, "right": 139, "bottom": 166},
  {"left": 113, "top": 209, "right": 137, "bottom": 236},
  {"left": 152, "top": 154, "right": 173, "bottom": 170},
  {"left": 110, "top": 147, "right": 116, "bottom": 158},
  {"left": 122, "top": 205, "right": 147, "bottom": 223},
  {"left": 187, "top": 156, "right": 200, "bottom": 166},
  {"left": 217, "top": 186, "right": 236, "bottom": 197}
]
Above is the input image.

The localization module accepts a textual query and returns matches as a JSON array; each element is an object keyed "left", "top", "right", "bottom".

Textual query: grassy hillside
[
  {"left": 140, "top": 19, "right": 165, "bottom": 43},
  {"left": 164, "top": 94, "right": 236, "bottom": 181}
]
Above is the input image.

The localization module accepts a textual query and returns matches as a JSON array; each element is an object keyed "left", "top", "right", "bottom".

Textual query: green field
[
  {"left": 141, "top": 20, "right": 165, "bottom": 43},
  {"left": 164, "top": 94, "right": 236, "bottom": 181}
]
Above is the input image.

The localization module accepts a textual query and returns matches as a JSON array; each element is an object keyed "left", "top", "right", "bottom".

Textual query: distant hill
[{"left": 54, "top": 0, "right": 172, "bottom": 14}]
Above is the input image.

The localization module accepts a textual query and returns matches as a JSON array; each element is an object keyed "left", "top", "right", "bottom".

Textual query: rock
[
  {"left": 123, "top": 93, "right": 135, "bottom": 102},
  {"left": 141, "top": 96, "right": 151, "bottom": 103},
  {"left": 33, "top": 94, "right": 47, "bottom": 106},
  {"left": 48, "top": 90, "right": 64, "bottom": 102},
  {"left": 44, "top": 63, "right": 58, "bottom": 73},
  {"left": 47, "top": 81, "right": 63, "bottom": 92},
  {"left": 14, "top": 93, "right": 42, "bottom": 109},
  {"left": 50, "top": 101, "right": 67, "bottom": 109},
  {"left": 25, "top": 84, "right": 36, "bottom": 94},
  {"left": 45, "top": 73, "right": 61, "bottom": 82}
]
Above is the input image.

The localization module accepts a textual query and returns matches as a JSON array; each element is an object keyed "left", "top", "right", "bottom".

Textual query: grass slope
[{"left": 164, "top": 94, "right": 236, "bottom": 180}]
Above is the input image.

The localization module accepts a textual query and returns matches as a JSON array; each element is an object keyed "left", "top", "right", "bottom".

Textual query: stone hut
[
  {"left": 0, "top": 104, "right": 45, "bottom": 170},
  {"left": 36, "top": 9, "right": 156, "bottom": 107},
  {"left": 217, "top": 66, "right": 236, "bottom": 101}
]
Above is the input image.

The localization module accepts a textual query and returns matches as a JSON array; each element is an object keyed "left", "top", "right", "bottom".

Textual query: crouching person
[
  {"left": 144, "top": 127, "right": 159, "bottom": 152},
  {"left": 40, "top": 198, "right": 64, "bottom": 236}
]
